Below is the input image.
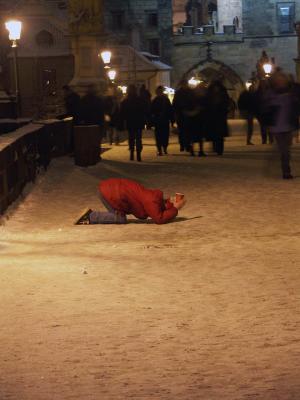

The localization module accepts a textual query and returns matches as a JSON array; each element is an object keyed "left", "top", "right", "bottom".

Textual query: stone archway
[{"left": 183, "top": 59, "right": 244, "bottom": 102}]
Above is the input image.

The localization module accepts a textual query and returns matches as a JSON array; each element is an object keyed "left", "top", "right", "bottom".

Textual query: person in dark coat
[
  {"left": 261, "top": 71, "right": 299, "bottom": 179},
  {"left": 119, "top": 84, "right": 147, "bottom": 162},
  {"left": 173, "top": 79, "right": 194, "bottom": 152},
  {"left": 104, "top": 90, "right": 121, "bottom": 145},
  {"left": 62, "top": 85, "right": 81, "bottom": 124},
  {"left": 80, "top": 84, "right": 105, "bottom": 127},
  {"left": 150, "top": 86, "right": 174, "bottom": 155},
  {"left": 205, "top": 81, "right": 230, "bottom": 155},
  {"left": 185, "top": 84, "right": 207, "bottom": 157},
  {"left": 254, "top": 80, "right": 274, "bottom": 144},
  {"left": 139, "top": 84, "right": 151, "bottom": 104},
  {"left": 238, "top": 84, "right": 257, "bottom": 145},
  {"left": 139, "top": 84, "right": 152, "bottom": 122},
  {"left": 79, "top": 85, "right": 105, "bottom": 158},
  {"left": 75, "top": 178, "right": 186, "bottom": 225}
]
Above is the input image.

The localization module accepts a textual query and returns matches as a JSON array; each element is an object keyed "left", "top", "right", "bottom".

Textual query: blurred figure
[
  {"left": 173, "top": 79, "right": 194, "bottom": 152},
  {"left": 228, "top": 97, "right": 237, "bottom": 119},
  {"left": 262, "top": 71, "right": 299, "bottom": 179},
  {"left": 185, "top": 84, "right": 207, "bottom": 157},
  {"left": 80, "top": 84, "right": 105, "bottom": 158},
  {"left": 119, "top": 84, "right": 148, "bottom": 162},
  {"left": 255, "top": 80, "right": 274, "bottom": 144},
  {"left": 62, "top": 85, "right": 80, "bottom": 124},
  {"left": 205, "top": 81, "right": 230, "bottom": 155},
  {"left": 139, "top": 84, "right": 151, "bottom": 104},
  {"left": 150, "top": 86, "right": 174, "bottom": 155},
  {"left": 104, "top": 89, "right": 120, "bottom": 145},
  {"left": 238, "top": 84, "right": 257, "bottom": 145},
  {"left": 80, "top": 84, "right": 105, "bottom": 126},
  {"left": 139, "top": 84, "right": 151, "bottom": 121}
]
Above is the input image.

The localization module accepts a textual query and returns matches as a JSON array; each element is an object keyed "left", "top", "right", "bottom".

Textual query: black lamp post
[{"left": 5, "top": 19, "right": 22, "bottom": 118}]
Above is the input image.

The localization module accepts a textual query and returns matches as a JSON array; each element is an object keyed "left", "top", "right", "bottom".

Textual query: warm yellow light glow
[
  {"left": 163, "top": 86, "right": 175, "bottom": 95},
  {"left": 118, "top": 85, "right": 127, "bottom": 95},
  {"left": 188, "top": 77, "right": 202, "bottom": 87},
  {"left": 5, "top": 20, "right": 22, "bottom": 41},
  {"left": 164, "top": 86, "right": 175, "bottom": 101},
  {"left": 100, "top": 50, "right": 112, "bottom": 65},
  {"left": 263, "top": 63, "right": 273, "bottom": 75},
  {"left": 108, "top": 69, "right": 117, "bottom": 81},
  {"left": 245, "top": 81, "right": 252, "bottom": 90}
]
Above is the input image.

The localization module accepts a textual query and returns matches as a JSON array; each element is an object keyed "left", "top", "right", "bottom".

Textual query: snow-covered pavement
[{"left": 1, "top": 134, "right": 300, "bottom": 400}]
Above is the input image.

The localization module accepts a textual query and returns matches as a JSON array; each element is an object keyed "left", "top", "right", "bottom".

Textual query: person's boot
[
  {"left": 130, "top": 150, "right": 134, "bottom": 161},
  {"left": 136, "top": 151, "right": 142, "bottom": 162},
  {"left": 163, "top": 147, "right": 168, "bottom": 155}
]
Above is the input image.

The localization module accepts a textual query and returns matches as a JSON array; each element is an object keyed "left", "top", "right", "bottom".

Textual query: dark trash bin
[{"left": 74, "top": 125, "right": 101, "bottom": 167}]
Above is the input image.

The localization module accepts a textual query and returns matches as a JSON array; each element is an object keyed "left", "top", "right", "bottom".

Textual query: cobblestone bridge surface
[{"left": 1, "top": 134, "right": 300, "bottom": 400}]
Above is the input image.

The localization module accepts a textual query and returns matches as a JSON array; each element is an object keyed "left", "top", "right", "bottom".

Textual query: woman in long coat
[
  {"left": 150, "top": 86, "right": 174, "bottom": 155},
  {"left": 204, "top": 81, "right": 230, "bottom": 155},
  {"left": 185, "top": 84, "right": 207, "bottom": 156}
]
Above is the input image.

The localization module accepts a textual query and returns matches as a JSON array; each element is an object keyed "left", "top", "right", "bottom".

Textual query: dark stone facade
[
  {"left": 172, "top": 0, "right": 300, "bottom": 99},
  {"left": 103, "top": 0, "right": 173, "bottom": 64}
]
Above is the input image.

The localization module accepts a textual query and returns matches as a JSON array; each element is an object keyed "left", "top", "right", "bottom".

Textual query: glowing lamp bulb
[
  {"left": 5, "top": 20, "right": 22, "bottom": 41},
  {"left": 100, "top": 50, "right": 112, "bottom": 65},
  {"left": 108, "top": 69, "right": 117, "bottom": 81},
  {"left": 263, "top": 63, "right": 272, "bottom": 75}
]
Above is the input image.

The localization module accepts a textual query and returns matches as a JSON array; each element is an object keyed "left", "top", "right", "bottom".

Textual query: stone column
[
  {"left": 294, "top": 22, "right": 300, "bottom": 81},
  {"left": 217, "top": 0, "right": 242, "bottom": 33},
  {"left": 69, "top": 0, "right": 107, "bottom": 94}
]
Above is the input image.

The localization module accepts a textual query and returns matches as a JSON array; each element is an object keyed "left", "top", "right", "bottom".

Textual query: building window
[
  {"left": 277, "top": 2, "right": 295, "bottom": 33},
  {"left": 111, "top": 11, "right": 125, "bottom": 30},
  {"left": 36, "top": 30, "right": 54, "bottom": 48},
  {"left": 148, "top": 38, "right": 160, "bottom": 55},
  {"left": 146, "top": 12, "right": 158, "bottom": 27}
]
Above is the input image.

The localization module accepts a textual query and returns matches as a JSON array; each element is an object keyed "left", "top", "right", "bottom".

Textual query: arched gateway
[{"left": 183, "top": 59, "right": 244, "bottom": 102}]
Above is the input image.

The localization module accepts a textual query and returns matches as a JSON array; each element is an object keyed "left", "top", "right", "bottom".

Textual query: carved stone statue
[{"left": 69, "top": 0, "right": 104, "bottom": 34}]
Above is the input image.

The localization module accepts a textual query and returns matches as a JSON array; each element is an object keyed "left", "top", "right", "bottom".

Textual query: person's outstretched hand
[{"left": 173, "top": 198, "right": 186, "bottom": 210}]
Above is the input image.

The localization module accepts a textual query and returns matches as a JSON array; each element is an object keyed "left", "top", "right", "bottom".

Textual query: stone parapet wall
[{"left": 0, "top": 119, "right": 73, "bottom": 215}]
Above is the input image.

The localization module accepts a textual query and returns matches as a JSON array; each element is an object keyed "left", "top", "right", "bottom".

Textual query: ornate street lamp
[
  {"left": 100, "top": 50, "right": 112, "bottom": 68},
  {"left": 263, "top": 62, "right": 273, "bottom": 77},
  {"left": 5, "top": 19, "right": 22, "bottom": 117},
  {"left": 245, "top": 81, "right": 252, "bottom": 90},
  {"left": 118, "top": 85, "right": 127, "bottom": 95},
  {"left": 107, "top": 69, "right": 117, "bottom": 83},
  {"left": 188, "top": 76, "right": 203, "bottom": 88}
]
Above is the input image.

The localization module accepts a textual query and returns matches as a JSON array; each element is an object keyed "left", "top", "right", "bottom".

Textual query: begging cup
[{"left": 175, "top": 193, "right": 185, "bottom": 202}]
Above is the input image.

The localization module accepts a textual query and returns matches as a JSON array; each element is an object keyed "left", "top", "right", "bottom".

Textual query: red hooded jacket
[{"left": 99, "top": 178, "right": 178, "bottom": 224}]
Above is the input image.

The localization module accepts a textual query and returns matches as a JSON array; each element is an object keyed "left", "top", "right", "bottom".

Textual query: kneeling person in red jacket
[{"left": 76, "top": 178, "right": 186, "bottom": 225}]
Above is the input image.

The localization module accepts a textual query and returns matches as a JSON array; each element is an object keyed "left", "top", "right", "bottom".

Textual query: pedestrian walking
[
  {"left": 104, "top": 90, "right": 121, "bottom": 145},
  {"left": 261, "top": 71, "right": 299, "bottom": 179},
  {"left": 238, "top": 84, "right": 257, "bottom": 145},
  {"left": 173, "top": 79, "right": 194, "bottom": 152},
  {"left": 79, "top": 84, "right": 105, "bottom": 160},
  {"left": 150, "top": 86, "right": 174, "bottom": 155},
  {"left": 62, "top": 85, "right": 81, "bottom": 124},
  {"left": 205, "top": 81, "right": 230, "bottom": 155},
  {"left": 255, "top": 80, "right": 274, "bottom": 144},
  {"left": 184, "top": 84, "right": 207, "bottom": 156},
  {"left": 119, "top": 85, "right": 147, "bottom": 162}
]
